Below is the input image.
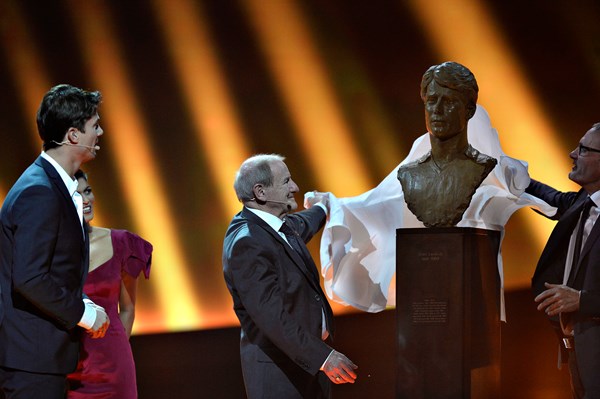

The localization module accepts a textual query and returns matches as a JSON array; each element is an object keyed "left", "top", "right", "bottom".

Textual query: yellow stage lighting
[
  {"left": 241, "top": 0, "right": 372, "bottom": 196},
  {"left": 66, "top": 0, "right": 203, "bottom": 332},
  {"left": 151, "top": 0, "right": 251, "bottom": 221}
]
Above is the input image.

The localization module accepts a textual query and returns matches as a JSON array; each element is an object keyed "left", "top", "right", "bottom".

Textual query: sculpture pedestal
[{"left": 396, "top": 228, "right": 501, "bottom": 399}]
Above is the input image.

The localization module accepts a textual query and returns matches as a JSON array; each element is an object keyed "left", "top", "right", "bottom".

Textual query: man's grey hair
[{"left": 234, "top": 154, "right": 285, "bottom": 202}]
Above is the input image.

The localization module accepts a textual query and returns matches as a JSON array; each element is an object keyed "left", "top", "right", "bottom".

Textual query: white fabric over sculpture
[{"left": 313, "top": 105, "right": 556, "bottom": 320}]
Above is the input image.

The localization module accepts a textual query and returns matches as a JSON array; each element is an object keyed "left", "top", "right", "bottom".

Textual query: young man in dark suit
[
  {"left": 223, "top": 154, "right": 357, "bottom": 398},
  {"left": 0, "top": 84, "right": 110, "bottom": 399},
  {"left": 529, "top": 122, "right": 600, "bottom": 398}
]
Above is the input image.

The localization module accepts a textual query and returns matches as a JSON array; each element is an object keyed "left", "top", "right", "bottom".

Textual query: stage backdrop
[{"left": 0, "top": 0, "right": 598, "bottom": 333}]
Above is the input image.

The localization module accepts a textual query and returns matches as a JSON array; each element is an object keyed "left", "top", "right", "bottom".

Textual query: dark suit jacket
[
  {"left": 223, "top": 206, "right": 334, "bottom": 399},
  {"left": 0, "top": 156, "right": 88, "bottom": 374},
  {"left": 527, "top": 179, "right": 600, "bottom": 394}
]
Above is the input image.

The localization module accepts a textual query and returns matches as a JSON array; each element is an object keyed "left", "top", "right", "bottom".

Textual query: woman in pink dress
[{"left": 67, "top": 170, "right": 152, "bottom": 398}]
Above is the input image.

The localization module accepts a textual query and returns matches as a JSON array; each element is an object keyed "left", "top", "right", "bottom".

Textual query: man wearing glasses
[{"left": 528, "top": 122, "right": 600, "bottom": 398}]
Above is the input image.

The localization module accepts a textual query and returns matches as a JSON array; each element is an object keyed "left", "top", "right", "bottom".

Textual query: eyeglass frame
[{"left": 577, "top": 143, "right": 600, "bottom": 156}]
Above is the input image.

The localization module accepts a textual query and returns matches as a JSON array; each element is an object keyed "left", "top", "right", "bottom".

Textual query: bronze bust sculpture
[{"left": 397, "top": 62, "right": 497, "bottom": 227}]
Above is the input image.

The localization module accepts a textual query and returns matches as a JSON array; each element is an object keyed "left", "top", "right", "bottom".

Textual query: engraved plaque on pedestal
[{"left": 396, "top": 228, "right": 501, "bottom": 399}]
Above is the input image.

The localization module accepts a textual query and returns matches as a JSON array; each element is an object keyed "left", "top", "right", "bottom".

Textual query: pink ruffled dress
[{"left": 67, "top": 229, "right": 152, "bottom": 399}]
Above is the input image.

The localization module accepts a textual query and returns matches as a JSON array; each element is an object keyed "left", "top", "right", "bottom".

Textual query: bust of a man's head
[
  {"left": 397, "top": 62, "right": 496, "bottom": 227},
  {"left": 420, "top": 62, "right": 478, "bottom": 143}
]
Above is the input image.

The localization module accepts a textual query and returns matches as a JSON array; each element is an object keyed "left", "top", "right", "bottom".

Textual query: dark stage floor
[{"left": 131, "top": 288, "right": 571, "bottom": 398}]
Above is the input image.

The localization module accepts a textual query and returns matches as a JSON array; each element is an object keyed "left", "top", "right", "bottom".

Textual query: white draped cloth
[{"left": 311, "top": 105, "right": 556, "bottom": 320}]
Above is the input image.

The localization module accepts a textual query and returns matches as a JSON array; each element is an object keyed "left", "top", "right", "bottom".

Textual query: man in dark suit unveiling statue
[
  {"left": 528, "top": 122, "right": 600, "bottom": 398},
  {"left": 223, "top": 154, "right": 357, "bottom": 398},
  {"left": 0, "top": 84, "right": 109, "bottom": 398},
  {"left": 398, "top": 61, "right": 497, "bottom": 227}
]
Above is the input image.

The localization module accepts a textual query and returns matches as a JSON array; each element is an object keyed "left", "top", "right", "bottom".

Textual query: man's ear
[
  {"left": 253, "top": 184, "right": 266, "bottom": 202},
  {"left": 65, "top": 127, "right": 80, "bottom": 144}
]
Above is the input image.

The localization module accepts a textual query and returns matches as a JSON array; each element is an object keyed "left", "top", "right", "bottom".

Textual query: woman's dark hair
[{"left": 74, "top": 169, "right": 88, "bottom": 181}]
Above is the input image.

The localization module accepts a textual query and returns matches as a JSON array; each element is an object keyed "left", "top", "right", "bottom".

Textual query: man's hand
[
  {"left": 499, "top": 155, "right": 530, "bottom": 196},
  {"left": 322, "top": 350, "right": 358, "bottom": 384},
  {"left": 87, "top": 306, "right": 110, "bottom": 339},
  {"left": 534, "top": 282, "right": 580, "bottom": 316},
  {"left": 304, "top": 191, "right": 330, "bottom": 211}
]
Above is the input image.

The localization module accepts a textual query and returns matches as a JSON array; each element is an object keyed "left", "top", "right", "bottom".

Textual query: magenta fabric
[{"left": 67, "top": 229, "right": 152, "bottom": 399}]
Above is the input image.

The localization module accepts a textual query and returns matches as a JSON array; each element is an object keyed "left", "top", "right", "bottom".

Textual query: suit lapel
[
  {"left": 37, "top": 156, "right": 83, "bottom": 241},
  {"left": 536, "top": 199, "right": 583, "bottom": 274},
  {"left": 534, "top": 207, "right": 581, "bottom": 278},
  {"left": 573, "top": 205, "right": 600, "bottom": 283},
  {"left": 37, "top": 157, "right": 72, "bottom": 204},
  {"left": 277, "top": 235, "right": 334, "bottom": 335},
  {"left": 242, "top": 208, "right": 322, "bottom": 291},
  {"left": 37, "top": 157, "right": 88, "bottom": 286},
  {"left": 296, "top": 245, "right": 321, "bottom": 284}
]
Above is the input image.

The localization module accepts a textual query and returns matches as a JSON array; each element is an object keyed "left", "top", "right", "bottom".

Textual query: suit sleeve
[
  {"left": 526, "top": 179, "right": 579, "bottom": 219},
  {"left": 9, "top": 185, "right": 84, "bottom": 329},
  {"left": 227, "top": 232, "right": 332, "bottom": 374},
  {"left": 579, "top": 291, "right": 600, "bottom": 316},
  {"left": 287, "top": 206, "right": 326, "bottom": 243}
]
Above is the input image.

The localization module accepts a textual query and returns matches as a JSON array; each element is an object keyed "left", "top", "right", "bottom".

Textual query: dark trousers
[
  {"left": 568, "top": 351, "right": 585, "bottom": 399},
  {"left": 0, "top": 367, "right": 66, "bottom": 399}
]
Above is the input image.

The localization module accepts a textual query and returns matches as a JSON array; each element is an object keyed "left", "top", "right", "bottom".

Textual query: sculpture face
[
  {"left": 399, "top": 65, "right": 496, "bottom": 227},
  {"left": 424, "top": 81, "right": 469, "bottom": 141}
]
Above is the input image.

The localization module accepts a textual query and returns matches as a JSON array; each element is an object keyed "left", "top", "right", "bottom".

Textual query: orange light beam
[
  {"left": 151, "top": 0, "right": 251, "bottom": 220},
  {"left": 0, "top": 1, "right": 108, "bottom": 227},
  {"left": 0, "top": 184, "right": 6, "bottom": 205},
  {"left": 0, "top": 1, "right": 51, "bottom": 149},
  {"left": 319, "top": 40, "right": 405, "bottom": 177},
  {"left": 66, "top": 0, "right": 203, "bottom": 332},
  {"left": 241, "top": 0, "right": 372, "bottom": 196}
]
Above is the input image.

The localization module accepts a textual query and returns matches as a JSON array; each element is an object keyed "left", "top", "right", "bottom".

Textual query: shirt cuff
[
  {"left": 77, "top": 298, "right": 97, "bottom": 330},
  {"left": 320, "top": 349, "right": 335, "bottom": 371}
]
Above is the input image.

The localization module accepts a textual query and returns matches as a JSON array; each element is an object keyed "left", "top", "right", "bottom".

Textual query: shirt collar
[
  {"left": 589, "top": 190, "right": 600, "bottom": 207},
  {"left": 246, "top": 207, "right": 284, "bottom": 232},
  {"left": 40, "top": 151, "right": 78, "bottom": 197}
]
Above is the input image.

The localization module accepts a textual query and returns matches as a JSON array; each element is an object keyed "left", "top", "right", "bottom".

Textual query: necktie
[
  {"left": 568, "top": 197, "right": 595, "bottom": 287},
  {"left": 279, "top": 221, "right": 315, "bottom": 277}
]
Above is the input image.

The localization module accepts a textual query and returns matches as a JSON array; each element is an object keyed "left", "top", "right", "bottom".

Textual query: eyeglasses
[{"left": 577, "top": 143, "right": 600, "bottom": 156}]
